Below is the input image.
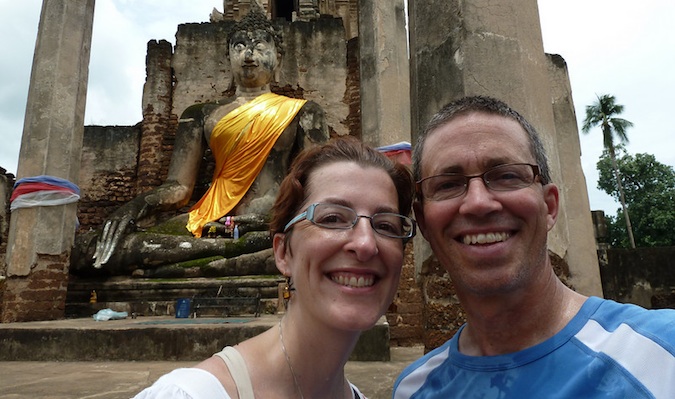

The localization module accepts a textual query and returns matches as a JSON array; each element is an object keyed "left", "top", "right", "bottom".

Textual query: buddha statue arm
[
  {"left": 296, "top": 100, "right": 330, "bottom": 146},
  {"left": 92, "top": 107, "right": 208, "bottom": 268}
]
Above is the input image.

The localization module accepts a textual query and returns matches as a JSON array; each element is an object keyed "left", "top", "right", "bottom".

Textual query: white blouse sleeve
[{"left": 132, "top": 368, "right": 231, "bottom": 399}]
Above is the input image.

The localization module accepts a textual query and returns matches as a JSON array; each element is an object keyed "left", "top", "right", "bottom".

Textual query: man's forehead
[{"left": 421, "top": 115, "right": 533, "bottom": 173}]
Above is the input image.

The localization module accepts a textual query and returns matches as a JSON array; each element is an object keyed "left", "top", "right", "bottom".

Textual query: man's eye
[
  {"left": 434, "top": 178, "right": 463, "bottom": 191},
  {"left": 233, "top": 43, "right": 246, "bottom": 51},
  {"left": 493, "top": 171, "right": 523, "bottom": 181}
]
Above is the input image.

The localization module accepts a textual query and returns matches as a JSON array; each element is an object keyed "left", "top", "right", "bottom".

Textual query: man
[
  {"left": 82, "top": 8, "right": 328, "bottom": 273},
  {"left": 393, "top": 96, "right": 675, "bottom": 398}
]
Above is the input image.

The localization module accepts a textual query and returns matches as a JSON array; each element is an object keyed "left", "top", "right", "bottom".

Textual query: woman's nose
[{"left": 346, "top": 217, "right": 379, "bottom": 260}]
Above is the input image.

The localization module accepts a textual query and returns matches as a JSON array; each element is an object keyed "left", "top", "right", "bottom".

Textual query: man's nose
[{"left": 459, "top": 177, "right": 501, "bottom": 215}]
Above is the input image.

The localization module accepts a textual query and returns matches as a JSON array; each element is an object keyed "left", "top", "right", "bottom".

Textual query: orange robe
[{"left": 186, "top": 92, "right": 307, "bottom": 237}]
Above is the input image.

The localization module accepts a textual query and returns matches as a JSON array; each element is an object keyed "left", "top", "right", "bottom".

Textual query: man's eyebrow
[
  {"left": 436, "top": 165, "right": 462, "bottom": 174},
  {"left": 431, "top": 158, "right": 517, "bottom": 175}
]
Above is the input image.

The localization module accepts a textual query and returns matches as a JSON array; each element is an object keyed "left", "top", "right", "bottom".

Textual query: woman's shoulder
[{"left": 132, "top": 368, "right": 231, "bottom": 399}]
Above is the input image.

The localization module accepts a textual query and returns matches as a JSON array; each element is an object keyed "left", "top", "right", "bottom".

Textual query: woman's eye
[
  {"left": 318, "top": 213, "right": 347, "bottom": 225},
  {"left": 376, "top": 221, "right": 398, "bottom": 234}
]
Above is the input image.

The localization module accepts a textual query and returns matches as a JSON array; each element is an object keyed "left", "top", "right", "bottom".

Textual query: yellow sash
[{"left": 187, "top": 92, "right": 307, "bottom": 237}]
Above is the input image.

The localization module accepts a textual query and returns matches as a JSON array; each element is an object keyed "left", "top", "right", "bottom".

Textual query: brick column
[
  {"left": 2, "top": 0, "right": 95, "bottom": 322},
  {"left": 136, "top": 40, "right": 175, "bottom": 194}
]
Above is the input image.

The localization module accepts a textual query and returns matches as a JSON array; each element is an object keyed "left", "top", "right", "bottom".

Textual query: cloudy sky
[{"left": 1, "top": 1, "right": 673, "bottom": 216}]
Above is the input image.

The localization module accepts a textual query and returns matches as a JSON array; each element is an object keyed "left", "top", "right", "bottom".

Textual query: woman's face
[{"left": 274, "top": 161, "right": 405, "bottom": 332}]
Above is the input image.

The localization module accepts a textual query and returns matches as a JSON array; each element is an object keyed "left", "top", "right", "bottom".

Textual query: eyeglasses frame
[
  {"left": 283, "top": 202, "right": 416, "bottom": 239},
  {"left": 416, "top": 163, "right": 541, "bottom": 201}
]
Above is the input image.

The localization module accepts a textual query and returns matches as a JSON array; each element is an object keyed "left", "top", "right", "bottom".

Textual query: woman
[{"left": 133, "top": 136, "right": 416, "bottom": 398}]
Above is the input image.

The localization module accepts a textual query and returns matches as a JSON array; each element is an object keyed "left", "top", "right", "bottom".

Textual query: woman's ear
[{"left": 273, "top": 233, "right": 290, "bottom": 275}]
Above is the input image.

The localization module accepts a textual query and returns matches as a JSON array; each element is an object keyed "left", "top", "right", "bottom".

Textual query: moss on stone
[
  {"left": 176, "top": 256, "right": 224, "bottom": 269},
  {"left": 145, "top": 217, "right": 192, "bottom": 236}
]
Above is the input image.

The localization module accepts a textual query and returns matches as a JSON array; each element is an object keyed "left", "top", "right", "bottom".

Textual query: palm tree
[{"left": 582, "top": 94, "right": 636, "bottom": 248}]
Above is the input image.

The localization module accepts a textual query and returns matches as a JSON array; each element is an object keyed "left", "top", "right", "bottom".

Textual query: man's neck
[{"left": 457, "top": 271, "right": 588, "bottom": 356}]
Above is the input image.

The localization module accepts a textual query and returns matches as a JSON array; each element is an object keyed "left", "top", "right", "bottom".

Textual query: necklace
[{"left": 279, "top": 320, "right": 305, "bottom": 399}]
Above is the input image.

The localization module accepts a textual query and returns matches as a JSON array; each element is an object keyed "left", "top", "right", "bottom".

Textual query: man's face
[
  {"left": 414, "top": 111, "right": 559, "bottom": 298},
  {"left": 229, "top": 30, "right": 278, "bottom": 88}
]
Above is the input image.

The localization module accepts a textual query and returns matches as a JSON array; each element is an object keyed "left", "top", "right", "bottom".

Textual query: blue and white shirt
[{"left": 393, "top": 296, "right": 675, "bottom": 399}]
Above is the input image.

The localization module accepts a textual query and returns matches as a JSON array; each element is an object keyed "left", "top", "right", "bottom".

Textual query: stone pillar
[
  {"left": 358, "top": 0, "right": 411, "bottom": 147},
  {"left": 547, "top": 54, "right": 603, "bottom": 297},
  {"left": 2, "top": 0, "right": 95, "bottom": 322},
  {"left": 409, "top": 0, "right": 602, "bottom": 349}
]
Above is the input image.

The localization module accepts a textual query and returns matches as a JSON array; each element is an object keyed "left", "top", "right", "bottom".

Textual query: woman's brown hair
[{"left": 269, "top": 136, "right": 414, "bottom": 240}]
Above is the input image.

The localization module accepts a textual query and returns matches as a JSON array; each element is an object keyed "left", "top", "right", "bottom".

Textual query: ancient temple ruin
[{"left": 1, "top": 0, "right": 607, "bottom": 351}]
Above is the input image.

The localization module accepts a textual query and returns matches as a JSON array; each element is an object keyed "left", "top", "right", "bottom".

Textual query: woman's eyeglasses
[{"left": 283, "top": 203, "right": 416, "bottom": 239}]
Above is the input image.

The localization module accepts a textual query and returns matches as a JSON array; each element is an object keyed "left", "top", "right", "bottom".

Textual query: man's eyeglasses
[
  {"left": 283, "top": 203, "right": 416, "bottom": 239},
  {"left": 417, "top": 163, "right": 541, "bottom": 201}
]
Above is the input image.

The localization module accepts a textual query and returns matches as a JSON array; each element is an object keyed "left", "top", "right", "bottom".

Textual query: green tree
[
  {"left": 582, "top": 94, "right": 636, "bottom": 248},
  {"left": 597, "top": 148, "right": 675, "bottom": 247}
]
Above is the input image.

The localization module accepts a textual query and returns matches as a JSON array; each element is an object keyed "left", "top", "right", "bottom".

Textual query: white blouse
[{"left": 132, "top": 367, "right": 368, "bottom": 399}]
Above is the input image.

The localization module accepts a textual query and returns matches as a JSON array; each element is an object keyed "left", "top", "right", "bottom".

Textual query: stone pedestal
[{"left": 2, "top": 0, "right": 95, "bottom": 322}]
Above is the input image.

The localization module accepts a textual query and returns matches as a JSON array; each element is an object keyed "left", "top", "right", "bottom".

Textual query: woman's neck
[{"left": 278, "top": 314, "right": 360, "bottom": 399}]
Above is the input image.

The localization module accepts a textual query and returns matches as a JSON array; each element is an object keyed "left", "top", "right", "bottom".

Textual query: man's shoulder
[
  {"left": 591, "top": 296, "right": 675, "bottom": 327},
  {"left": 393, "top": 340, "right": 455, "bottom": 394}
]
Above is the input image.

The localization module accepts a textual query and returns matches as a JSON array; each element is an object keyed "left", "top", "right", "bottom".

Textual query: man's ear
[
  {"left": 543, "top": 183, "right": 560, "bottom": 232},
  {"left": 413, "top": 200, "right": 428, "bottom": 240},
  {"left": 273, "top": 233, "right": 290, "bottom": 276}
]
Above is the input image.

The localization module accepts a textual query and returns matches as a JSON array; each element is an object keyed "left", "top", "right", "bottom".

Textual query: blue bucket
[{"left": 175, "top": 298, "right": 191, "bottom": 318}]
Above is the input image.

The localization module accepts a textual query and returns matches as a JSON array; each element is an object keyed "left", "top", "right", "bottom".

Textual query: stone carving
[{"left": 71, "top": 8, "right": 328, "bottom": 277}]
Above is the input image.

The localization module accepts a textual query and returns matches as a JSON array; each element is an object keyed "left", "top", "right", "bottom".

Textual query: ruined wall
[
  {"left": 600, "top": 247, "right": 675, "bottom": 309},
  {"left": 77, "top": 125, "right": 142, "bottom": 232},
  {"left": 386, "top": 243, "right": 424, "bottom": 346},
  {"left": 214, "top": 0, "right": 360, "bottom": 40}
]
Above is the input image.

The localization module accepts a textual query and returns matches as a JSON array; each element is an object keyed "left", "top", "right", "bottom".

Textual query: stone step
[
  {"left": 66, "top": 275, "right": 283, "bottom": 317},
  {"left": 0, "top": 314, "right": 390, "bottom": 362}
]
